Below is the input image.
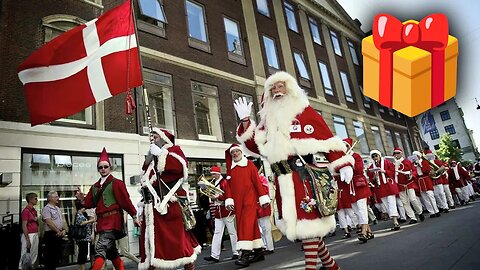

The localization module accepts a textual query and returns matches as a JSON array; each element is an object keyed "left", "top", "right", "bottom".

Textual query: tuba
[
  {"left": 421, "top": 153, "right": 445, "bottom": 180},
  {"left": 197, "top": 175, "right": 224, "bottom": 198}
]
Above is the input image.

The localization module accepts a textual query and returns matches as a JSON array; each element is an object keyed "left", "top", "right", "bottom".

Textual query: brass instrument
[
  {"left": 345, "top": 140, "right": 359, "bottom": 155},
  {"left": 421, "top": 153, "right": 445, "bottom": 180},
  {"left": 197, "top": 175, "right": 224, "bottom": 198}
]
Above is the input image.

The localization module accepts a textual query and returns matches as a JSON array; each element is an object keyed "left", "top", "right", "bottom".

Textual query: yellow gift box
[{"left": 362, "top": 32, "right": 458, "bottom": 117}]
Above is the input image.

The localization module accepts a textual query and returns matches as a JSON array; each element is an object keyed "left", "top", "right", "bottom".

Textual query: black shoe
[
  {"left": 435, "top": 212, "right": 441, "bottom": 217},
  {"left": 443, "top": 209, "right": 449, "bottom": 213},
  {"left": 450, "top": 205, "right": 456, "bottom": 209},
  {"left": 372, "top": 219, "right": 378, "bottom": 225},
  {"left": 343, "top": 232, "right": 351, "bottom": 239},
  {"left": 204, "top": 256, "right": 219, "bottom": 263},
  {"left": 263, "top": 250, "right": 274, "bottom": 255},
  {"left": 398, "top": 218, "right": 407, "bottom": 224},
  {"left": 328, "top": 231, "right": 336, "bottom": 237},
  {"left": 231, "top": 255, "right": 239, "bottom": 260},
  {"left": 235, "top": 251, "right": 251, "bottom": 267},
  {"left": 249, "top": 249, "right": 265, "bottom": 263},
  {"left": 430, "top": 214, "right": 436, "bottom": 218},
  {"left": 419, "top": 214, "right": 425, "bottom": 221},
  {"left": 357, "top": 233, "right": 368, "bottom": 243},
  {"left": 391, "top": 224, "right": 400, "bottom": 231},
  {"left": 409, "top": 219, "right": 418, "bottom": 224}
]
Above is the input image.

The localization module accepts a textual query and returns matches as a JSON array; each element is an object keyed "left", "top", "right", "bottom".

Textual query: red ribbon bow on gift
[{"left": 372, "top": 13, "right": 449, "bottom": 108}]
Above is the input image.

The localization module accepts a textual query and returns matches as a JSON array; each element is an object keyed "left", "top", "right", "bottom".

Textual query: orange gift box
[{"left": 362, "top": 15, "right": 458, "bottom": 117}]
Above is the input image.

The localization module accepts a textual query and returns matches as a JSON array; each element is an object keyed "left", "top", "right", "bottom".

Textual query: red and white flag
[{"left": 17, "top": 0, "right": 142, "bottom": 126}]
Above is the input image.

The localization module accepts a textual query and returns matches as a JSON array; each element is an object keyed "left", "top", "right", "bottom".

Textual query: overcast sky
[{"left": 335, "top": 0, "right": 480, "bottom": 147}]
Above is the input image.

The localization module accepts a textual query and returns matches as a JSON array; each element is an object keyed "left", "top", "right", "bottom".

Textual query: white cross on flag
[{"left": 17, "top": 0, "right": 142, "bottom": 126}]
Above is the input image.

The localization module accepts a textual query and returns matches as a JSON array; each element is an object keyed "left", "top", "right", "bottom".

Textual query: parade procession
[{"left": 2, "top": 0, "right": 480, "bottom": 270}]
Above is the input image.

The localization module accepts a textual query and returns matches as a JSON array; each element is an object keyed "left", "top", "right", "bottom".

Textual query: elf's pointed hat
[
  {"left": 152, "top": 127, "right": 175, "bottom": 146},
  {"left": 98, "top": 147, "right": 111, "bottom": 166},
  {"left": 225, "top": 144, "right": 242, "bottom": 177}
]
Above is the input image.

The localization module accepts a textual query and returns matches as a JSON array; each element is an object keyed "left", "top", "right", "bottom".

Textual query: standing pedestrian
[
  {"left": 41, "top": 191, "right": 66, "bottom": 270},
  {"left": 257, "top": 174, "right": 274, "bottom": 255},
  {"left": 74, "top": 200, "right": 94, "bottom": 270},
  {"left": 19, "top": 192, "right": 39, "bottom": 269}
]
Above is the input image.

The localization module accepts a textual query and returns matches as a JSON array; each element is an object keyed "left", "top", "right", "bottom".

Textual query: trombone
[{"left": 420, "top": 153, "right": 445, "bottom": 180}]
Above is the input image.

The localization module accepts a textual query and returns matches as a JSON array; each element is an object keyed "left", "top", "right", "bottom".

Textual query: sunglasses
[
  {"left": 393, "top": 152, "right": 402, "bottom": 155},
  {"left": 371, "top": 154, "right": 379, "bottom": 158},
  {"left": 98, "top": 165, "right": 110, "bottom": 170}
]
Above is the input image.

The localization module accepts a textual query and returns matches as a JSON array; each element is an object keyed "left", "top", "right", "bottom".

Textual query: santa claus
[
  {"left": 412, "top": 150, "right": 441, "bottom": 217},
  {"left": 138, "top": 128, "right": 200, "bottom": 270},
  {"left": 234, "top": 71, "right": 353, "bottom": 270}
]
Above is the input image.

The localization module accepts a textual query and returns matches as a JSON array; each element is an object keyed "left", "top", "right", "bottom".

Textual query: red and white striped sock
[
  {"left": 302, "top": 238, "right": 319, "bottom": 269},
  {"left": 184, "top": 263, "right": 195, "bottom": 270},
  {"left": 318, "top": 239, "right": 339, "bottom": 269}
]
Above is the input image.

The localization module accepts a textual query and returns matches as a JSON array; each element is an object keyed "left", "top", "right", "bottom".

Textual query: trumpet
[
  {"left": 197, "top": 175, "right": 224, "bottom": 198},
  {"left": 420, "top": 153, "right": 445, "bottom": 180},
  {"left": 345, "top": 140, "right": 359, "bottom": 155}
]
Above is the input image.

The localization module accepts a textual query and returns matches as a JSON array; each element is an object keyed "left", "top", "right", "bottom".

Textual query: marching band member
[
  {"left": 204, "top": 166, "right": 239, "bottom": 263},
  {"left": 412, "top": 151, "right": 441, "bottom": 218},
  {"left": 425, "top": 150, "right": 449, "bottom": 213},
  {"left": 367, "top": 150, "right": 400, "bottom": 231},
  {"left": 257, "top": 174, "right": 275, "bottom": 255},
  {"left": 447, "top": 160, "right": 471, "bottom": 205},
  {"left": 393, "top": 147, "right": 424, "bottom": 224}
]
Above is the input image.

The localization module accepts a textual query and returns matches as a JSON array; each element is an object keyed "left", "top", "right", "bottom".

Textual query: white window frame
[
  {"left": 256, "top": 0, "right": 270, "bottom": 17},
  {"left": 191, "top": 81, "right": 223, "bottom": 141},
  {"left": 359, "top": 86, "right": 371, "bottom": 108},
  {"left": 371, "top": 125, "right": 385, "bottom": 153},
  {"left": 333, "top": 115, "right": 348, "bottom": 139},
  {"left": 293, "top": 51, "right": 310, "bottom": 80},
  {"left": 308, "top": 17, "right": 322, "bottom": 45},
  {"left": 283, "top": 1, "right": 298, "bottom": 32},
  {"left": 186, "top": 0, "right": 210, "bottom": 52},
  {"left": 138, "top": 0, "right": 167, "bottom": 38},
  {"left": 330, "top": 30, "right": 342, "bottom": 56},
  {"left": 223, "top": 16, "right": 246, "bottom": 65},
  {"left": 318, "top": 61, "right": 334, "bottom": 96},
  {"left": 340, "top": 71, "right": 354, "bottom": 103},
  {"left": 348, "top": 41, "right": 359, "bottom": 65},
  {"left": 353, "top": 120, "right": 370, "bottom": 154},
  {"left": 262, "top": 35, "right": 280, "bottom": 72},
  {"left": 385, "top": 130, "right": 394, "bottom": 151}
]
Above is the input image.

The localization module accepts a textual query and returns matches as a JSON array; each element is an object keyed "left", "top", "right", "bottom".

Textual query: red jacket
[
  {"left": 447, "top": 164, "right": 470, "bottom": 188},
  {"left": 433, "top": 159, "right": 449, "bottom": 185},
  {"left": 351, "top": 152, "right": 371, "bottom": 202},
  {"left": 257, "top": 184, "right": 272, "bottom": 218},
  {"left": 415, "top": 159, "right": 434, "bottom": 191},
  {"left": 395, "top": 158, "right": 417, "bottom": 192},
  {"left": 212, "top": 176, "right": 234, "bottom": 219},
  {"left": 367, "top": 158, "right": 398, "bottom": 198},
  {"left": 84, "top": 174, "right": 136, "bottom": 233}
]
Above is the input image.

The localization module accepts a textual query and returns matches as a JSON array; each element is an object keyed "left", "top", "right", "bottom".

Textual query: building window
[
  {"left": 333, "top": 115, "right": 348, "bottom": 139},
  {"left": 452, "top": 139, "right": 461, "bottom": 148},
  {"left": 318, "top": 61, "right": 333, "bottom": 96},
  {"left": 143, "top": 70, "right": 175, "bottom": 134},
  {"left": 379, "top": 106, "right": 385, "bottom": 113},
  {"left": 340, "top": 71, "right": 354, "bottom": 102},
  {"left": 440, "top": 110, "right": 451, "bottom": 121},
  {"left": 192, "top": 82, "right": 223, "bottom": 141},
  {"left": 223, "top": 17, "right": 245, "bottom": 65},
  {"left": 359, "top": 86, "right": 371, "bottom": 108},
  {"left": 434, "top": 144, "right": 440, "bottom": 150},
  {"left": 348, "top": 41, "right": 359, "bottom": 65},
  {"left": 430, "top": 128, "right": 440, "bottom": 140},
  {"left": 308, "top": 17, "right": 322, "bottom": 45},
  {"left": 353, "top": 120, "right": 369, "bottom": 154},
  {"left": 371, "top": 126, "right": 385, "bottom": 153},
  {"left": 186, "top": 0, "right": 210, "bottom": 52},
  {"left": 283, "top": 1, "right": 298, "bottom": 32},
  {"left": 138, "top": 0, "right": 167, "bottom": 37},
  {"left": 330, "top": 30, "right": 342, "bottom": 56},
  {"left": 256, "top": 0, "right": 270, "bottom": 17},
  {"left": 43, "top": 15, "right": 94, "bottom": 127},
  {"left": 262, "top": 35, "right": 280, "bottom": 71},
  {"left": 385, "top": 130, "right": 394, "bottom": 153},
  {"left": 402, "top": 134, "right": 413, "bottom": 155},
  {"left": 293, "top": 51, "right": 310, "bottom": 84},
  {"left": 394, "top": 132, "right": 405, "bottom": 151},
  {"left": 444, "top": 124, "right": 456, "bottom": 135},
  {"left": 232, "top": 92, "right": 255, "bottom": 122}
]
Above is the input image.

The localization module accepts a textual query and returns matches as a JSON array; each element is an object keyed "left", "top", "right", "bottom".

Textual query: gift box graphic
[{"left": 362, "top": 14, "right": 458, "bottom": 117}]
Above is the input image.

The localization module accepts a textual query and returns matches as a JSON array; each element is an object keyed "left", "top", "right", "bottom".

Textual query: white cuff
[
  {"left": 259, "top": 195, "right": 270, "bottom": 205},
  {"left": 225, "top": 198, "right": 234, "bottom": 207}
]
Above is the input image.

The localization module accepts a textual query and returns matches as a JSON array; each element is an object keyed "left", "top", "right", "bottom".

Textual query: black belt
[{"left": 271, "top": 155, "right": 313, "bottom": 177}]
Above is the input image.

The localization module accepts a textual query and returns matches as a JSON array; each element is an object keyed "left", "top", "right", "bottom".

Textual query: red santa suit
[
  {"left": 412, "top": 151, "right": 440, "bottom": 216},
  {"left": 257, "top": 175, "right": 274, "bottom": 252},
  {"left": 235, "top": 71, "right": 352, "bottom": 270},
  {"left": 348, "top": 147, "right": 372, "bottom": 226},
  {"left": 425, "top": 151, "right": 449, "bottom": 211},
  {"left": 447, "top": 161, "right": 471, "bottom": 203},
  {"left": 367, "top": 151, "right": 399, "bottom": 219},
  {"left": 225, "top": 144, "right": 269, "bottom": 251},
  {"left": 139, "top": 128, "right": 200, "bottom": 270}
]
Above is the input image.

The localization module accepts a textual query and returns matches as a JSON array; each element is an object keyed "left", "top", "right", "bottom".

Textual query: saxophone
[{"left": 421, "top": 153, "right": 445, "bottom": 180}]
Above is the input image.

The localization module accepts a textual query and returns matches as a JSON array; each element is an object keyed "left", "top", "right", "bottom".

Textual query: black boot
[
  {"left": 235, "top": 250, "right": 251, "bottom": 267},
  {"left": 249, "top": 248, "right": 265, "bottom": 263}
]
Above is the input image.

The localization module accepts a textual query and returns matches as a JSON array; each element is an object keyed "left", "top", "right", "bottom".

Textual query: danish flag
[{"left": 17, "top": 0, "right": 142, "bottom": 126}]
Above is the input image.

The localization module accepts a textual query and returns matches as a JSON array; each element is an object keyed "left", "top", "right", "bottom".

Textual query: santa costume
[
  {"left": 139, "top": 128, "right": 200, "bottom": 270},
  {"left": 412, "top": 151, "right": 441, "bottom": 217},
  {"left": 257, "top": 175, "right": 275, "bottom": 253},
  {"left": 447, "top": 160, "right": 471, "bottom": 205},
  {"left": 235, "top": 71, "right": 354, "bottom": 270},
  {"left": 425, "top": 150, "right": 449, "bottom": 213},
  {"left": 393, "top": 147, "right": 424, "bottom": 223}
]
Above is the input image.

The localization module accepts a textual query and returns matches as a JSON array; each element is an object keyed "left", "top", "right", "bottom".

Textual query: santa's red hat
[
  {"left": 343, "top": 138, "right": 353, "bottom": 148},
  {"left": 152, "top": 127, "right": 175, "bottom": 146},
  {"left": 97, "top": 147, "right": 111, "bottom": 166},
  {"left": 393, "top": 147, "right": 403, "bottom": 154},
  {"left": 225, "top": 144, "right": 242, "bottom": 177},
  {"left": 449, "top": 159, "right": 457, "bottom": 164},
  {"left": 210, "top": 166, "right": 221, "bottom": 175},
  {"left": 424, "top": 149, "right": 433, "bottom": 154}
]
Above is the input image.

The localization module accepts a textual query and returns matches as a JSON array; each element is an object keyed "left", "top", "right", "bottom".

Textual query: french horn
[{"left": 197, "top": 175, "right": 224, "bottom": 198}]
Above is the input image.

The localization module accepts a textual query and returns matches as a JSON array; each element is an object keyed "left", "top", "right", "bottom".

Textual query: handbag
[
  {"left": 68, "top": 224, "right": 87, "bottom": 240},
  {"left": 20, "top": 250, "right": 33, "bottom": 270},
  {"left": 304, "top": 164, "right": 338, "bottom": 217},
  {"left": 177, "top": 196, "right": 196, "bottom": 231}
]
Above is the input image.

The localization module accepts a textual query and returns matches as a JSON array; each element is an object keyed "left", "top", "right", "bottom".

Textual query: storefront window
[{"left": 21, "top": 150, "right": 124, "bottom": 266}]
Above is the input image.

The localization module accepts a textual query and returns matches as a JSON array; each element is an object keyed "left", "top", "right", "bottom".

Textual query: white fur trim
[
  {"left": 229, "top": 146, "right": 243, "bottom": 153},
  {"left": 412, "top": 151, "right": 422, "bottom": 158},
  {"left": 231, "top": 156, "right": 248, "bottom": 169},
  {"left": 236, "top": 120, "right": 256, "bottom": 143},
  {"left": 168, "top": 152, "right": 188, "bottom": 182},
  {"left": 155, "top": 148, "right": 169, "bottom": 176},
  {"left": 328, "top": 155, "right": 355, "bottom": 174},
  {"left": 295, "top": 215, "right": 336, "bottom": 240},
  {"left": 292, "top": 137, "right": 348, "bottom": 157},
  {"left": 236, "top": 238, "right": 264, "bottom": 250},
  {"left": 370, "top": 150, "right": 382, "bottom": 157},
  {"left": 240, "top": 143, "right": 261, "bottom": 159},
  {"left": 225, "top": 198, "right": 234, "bottom": 207},
  {"left": 259, "top": 194, "right": 270, "bottom": 206},
  {"left": 264, "top": 71, "right": 301, "bottom": 99},
  {"left": 152, "top": 127, "right": 174, "bottom": 147}
]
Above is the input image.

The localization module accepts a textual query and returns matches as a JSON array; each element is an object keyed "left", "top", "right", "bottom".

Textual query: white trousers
[
  {"left": 421, "top": 190, "right": 439, "bottom": 214},
  {"left": 399, "top": 189, "right": 423, "bottom": 220},
  {"left": 351, "top": 198, "right": 368, "bottom": 225},
  {"left": 433, "top": 184, "right": 448, "bottom": 209},
  {"left": 381, "top": 195, "right": 398, "bottom": 218},
  {"left": 19, "top": 232, "right": 39, "bottom": 269},
  {"left": 211, "top": 216, "right": 238, "bottom": 259},
  {"left": 455, "top": 186, "right": 470, "bottom": 202},
  {"left": 443, "top": 184, "right": 455, "bottom": 207},
  {"left": 337, "top": 208, "right": 357, "bottom": 229},
  {"left": 396, "top": 197, "right": 406, "bottom": 220},
  {"left": 258, "top": 216, "right": 274, "bottom": 251},
  {"left": 467, "top": 183, "right": 475, "bottom": 196}
]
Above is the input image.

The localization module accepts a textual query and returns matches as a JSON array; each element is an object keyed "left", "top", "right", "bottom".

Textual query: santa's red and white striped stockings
[
  {"left": 184, "top": 263, "right": 195, "bottom": 270},
  {"left": 302, "top": 238, "right": 339, "bottom": 270}
]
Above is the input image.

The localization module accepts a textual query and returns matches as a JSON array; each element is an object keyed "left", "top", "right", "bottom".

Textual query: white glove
[
  {"left": 149, "top": 143, "right": 163, "bottom": 156},
  {"left": 339, "top": 166, "right": 354, "bottom": 184},
  {"left": 233, "top": 97, "right": 253, "bottom": 120}
]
